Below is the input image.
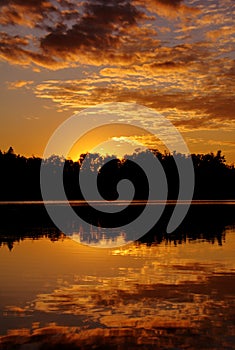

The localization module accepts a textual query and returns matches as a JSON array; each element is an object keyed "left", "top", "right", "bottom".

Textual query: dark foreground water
[{"left": 0, "top": 202, "right": 235, "bottom": 349}]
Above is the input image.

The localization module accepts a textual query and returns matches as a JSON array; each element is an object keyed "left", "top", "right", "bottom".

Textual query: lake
[{"left": 0, "top": 202, "right": 235, "bottom": 349}]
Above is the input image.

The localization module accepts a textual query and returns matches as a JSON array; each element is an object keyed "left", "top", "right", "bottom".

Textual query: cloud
[
  {"left": 0, "top": 0, "right": 224, "bottom": 75},
  {"left": 7, "top": 80, "right": 34, "bottom": 89},
  {"left": 24, "top": 116, "right": 39, "bottom": 121},
  {"left": 206, "top": 25, "right": 235, "bottom": 42},
  {"left": 0, "top": 0, "right": 57, "bottom": 28},
  {"left": 1, "top": 1, "right": 234, "bottom": 149},
  {"left": 0, "top": 0, "right": 156, "bottom": 69},
  {"left": 112, "top": 134, "right": 165, "bottom": 151},
  {"left": 0, "top": 32, "right": 73, "bottom": 69},
  {"left": 34, "top": 53, "right": 235, "bottom": 131},
  {"left": 0, "top": 0, "right": 202, "bottom": 70},
  {"left": 40, "top": 0, "right": 145, "bottom": 64},
  {"left": 136, "top": 0, "right": 200, "bottom": 18}
]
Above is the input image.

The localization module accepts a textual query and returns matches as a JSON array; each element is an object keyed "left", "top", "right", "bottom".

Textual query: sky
[{"left": 0, "top": 0, "right": 235, "bottom": 162}]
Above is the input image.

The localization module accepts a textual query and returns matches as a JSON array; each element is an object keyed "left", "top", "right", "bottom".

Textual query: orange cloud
[
  {"left": 0, "top": 0, "right": 202, "bottom": 70},
  {"left": 206, "top": 26, "right": 235, "bottom": 41},
  {"left": 7, "top": 80, "right": 34, "bottom": 89},
  {"left": 39, "top": 0, "right": 147, "bottom": 65},
  {"left": 34, "top": 58, "right": 235, "bottom": 132},
  {"left": 0, "top": 1, "right": 234, "bottom": 153},
  {"left": 0, "top": 0, "right": 57, "bottom": 28},
  {"left": 0, "top": 1, "right": 229, "bottom": 73},
  {"left": 136, "top": 0, "right": 200, "bottom": 18}
]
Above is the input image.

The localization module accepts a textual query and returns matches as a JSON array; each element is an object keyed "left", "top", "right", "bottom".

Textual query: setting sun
[{"left": 67, "top": 123, "right": 164, "bottom": 160}]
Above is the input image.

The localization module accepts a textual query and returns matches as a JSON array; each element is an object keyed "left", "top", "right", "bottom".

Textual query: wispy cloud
[
  {"left": 24, "top": 115, "right": 39, "bottom": 121},
  {"left": 7, "top": 80, "right": 34, "bottom": 89}
]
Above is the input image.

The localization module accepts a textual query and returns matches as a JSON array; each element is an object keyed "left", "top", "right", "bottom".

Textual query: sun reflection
[{"left": 71, "top": 230, "right": 131, "bottom": 248}]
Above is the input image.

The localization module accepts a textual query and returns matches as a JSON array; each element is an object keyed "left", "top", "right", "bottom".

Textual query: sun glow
[{"left": 67, "top": 123, "right": 164, "bottom": 161}]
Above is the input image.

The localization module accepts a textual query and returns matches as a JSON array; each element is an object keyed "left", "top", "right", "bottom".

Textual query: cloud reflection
[
  {"left": 1, "top": 272, "right": 235, "bottom": 349},
  {"left": 1, "top": 232, "right": 235, "bottom": 349}
]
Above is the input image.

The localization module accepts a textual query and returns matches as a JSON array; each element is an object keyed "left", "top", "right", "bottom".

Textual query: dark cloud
[
  {"left": 0, "top": 32, "right": 65, "bottom": 69},
  {"left": 40, "top": 0, "right": 143, "bottom": 56},
  {"left": 0, "top": 0, "right": 200, "bottom": 68},
  {"left": 153, "top": 0, "right": 183, "bottom": 7},
  {"left": 57, "top": 0, "right": 78, "bottom": 10},
  {"left": 0, "top": 32, "right": 29, "bottom": 64}
]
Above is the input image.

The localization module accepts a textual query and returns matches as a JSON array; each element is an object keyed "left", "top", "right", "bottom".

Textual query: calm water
[{"left": 0, "top": 202, "right": 235, "bottom": 349}]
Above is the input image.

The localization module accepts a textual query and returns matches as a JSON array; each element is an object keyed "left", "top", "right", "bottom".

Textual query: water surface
[{"left": 0, "top": 202, "right": 235, "bottom": 349}]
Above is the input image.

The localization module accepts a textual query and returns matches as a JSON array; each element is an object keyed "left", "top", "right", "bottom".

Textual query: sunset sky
[{"left": 0, "top": 0, "right": 235, "bottom": 162}]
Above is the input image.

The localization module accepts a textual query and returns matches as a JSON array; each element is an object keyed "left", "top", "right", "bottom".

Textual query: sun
[{"left": 67, "top": 123, "right": 165, "bottom": 161}]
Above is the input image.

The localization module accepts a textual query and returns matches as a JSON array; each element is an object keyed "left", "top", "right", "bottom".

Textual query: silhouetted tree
[{"left": 0, "top": 147, "right": 234, "bottom": 200}]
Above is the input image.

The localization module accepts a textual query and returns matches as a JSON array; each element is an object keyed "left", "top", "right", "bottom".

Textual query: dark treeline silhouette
[
  {"left": 0, "top": 147, "right": 235, "bottom": 250},
  {"left": 0, "top": 146, "right": 235, "bottom": 200}
]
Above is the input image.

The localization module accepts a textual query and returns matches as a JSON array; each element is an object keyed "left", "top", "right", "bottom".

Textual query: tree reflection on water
[
  {"left": 0, "top": 202, "right": 234, "bottom": 249},
  {"left": 0, "top": 203, "right": 235, "bottom": 349}
]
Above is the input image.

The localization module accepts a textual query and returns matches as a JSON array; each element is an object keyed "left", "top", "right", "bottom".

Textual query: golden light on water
[{"left": 1, "top": 226, "right": 235, "bottom": 348}]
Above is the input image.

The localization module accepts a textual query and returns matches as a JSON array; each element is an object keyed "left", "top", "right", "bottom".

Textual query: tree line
[{"left": 0, "top": 146, "right": 235, "bottom": 200}]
